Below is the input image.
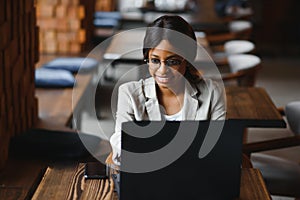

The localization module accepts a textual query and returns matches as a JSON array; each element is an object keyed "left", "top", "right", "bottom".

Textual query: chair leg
[
  {"left": 242, "top": 153, "right": 253, "bottom": 168},
  {"left": 243, "top": 128, "right": 248, "bottom": 144}
]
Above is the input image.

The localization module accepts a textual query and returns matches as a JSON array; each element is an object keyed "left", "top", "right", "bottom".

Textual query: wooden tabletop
[
  {"left": 31, "top": 163, "right": 271, "bottom": 200},
  {"left": 31, "top": 163, "right": 116, "bottom": 200},
  {"left": 35, "top": 72, "right": 94, "bottom": 131},
  {"left": 225, "top": 86, "right": 286, "bottom": 128},
  {"left": 35, "top": 83, "right": 285, "bottom": 132}
]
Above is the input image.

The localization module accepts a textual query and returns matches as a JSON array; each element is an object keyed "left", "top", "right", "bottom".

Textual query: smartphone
[{"left": 84, "top": 162, "right": 108, "bottom": 179}]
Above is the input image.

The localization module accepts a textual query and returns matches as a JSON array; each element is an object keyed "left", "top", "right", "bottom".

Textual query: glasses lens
[
  {"left": 165, "top": 59, "right": 182, "bottom": 67},
  {"left": 150, "top": 58, "right": 160, "bottom": 65},
  {"left": 148, "top": 58, "right": 183, "bottom": 68}
]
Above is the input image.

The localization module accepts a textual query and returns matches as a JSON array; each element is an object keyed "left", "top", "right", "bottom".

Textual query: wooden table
[
  {"left": 31, "top": 163, "right": 271, "bottom": 200},
  {"left": 1, "top": 87, "right": 283, "bottom": 199},
  {"left": 34, "top": 53, "right": 99, "bottom": 132},
  {"left": 35, "top": 73, "right": 94, "bottom": 132},
  {"left": 119, "top": 0, "right": 227, "bottom": 33},
  {"left": 225, "top": 86, "right": 286, "bottom": 128}
]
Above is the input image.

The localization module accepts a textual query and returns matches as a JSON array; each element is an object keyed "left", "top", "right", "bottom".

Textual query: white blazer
[{"left": 110, "top": 77, "right": 226, "bottom": 165}]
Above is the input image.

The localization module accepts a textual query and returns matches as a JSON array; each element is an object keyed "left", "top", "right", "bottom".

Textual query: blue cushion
[
  {"left": 43, "top": 57, "right": 98, "bottom": 73},
  {"left": 94, "top": 11, "right": 121, "bottom": 20},
  {"left": 35, "top": 68, "right": 75, "bottom": 88},
  {"left": 94, "top": 18, "right": 119, "bottom": 28}
]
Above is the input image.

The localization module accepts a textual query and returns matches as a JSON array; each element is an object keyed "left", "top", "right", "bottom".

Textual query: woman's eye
[
  {"left": 166, "top": 59, "right": 180, "bottom": 66},
  {"left": 151, "top": 58, "right": 160, "bottom": 64}
]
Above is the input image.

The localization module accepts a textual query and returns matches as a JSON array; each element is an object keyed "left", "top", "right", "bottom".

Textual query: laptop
[{"left": 118, "top": 120, "right": 245, "bottom": 200}]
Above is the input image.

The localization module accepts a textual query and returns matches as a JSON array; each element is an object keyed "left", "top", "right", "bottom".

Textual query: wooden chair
[
  {"left": 243, "top": 101, "right": 300, "bottom": 198},
  {"left": 206, "top": 20, "right": 253, "bottom": 45},
  {"left": 212, "top": 40, "right": 255, "bottom": 66},
  {"left": 221, "top": 54, "right": 262, "bottom": 87}
]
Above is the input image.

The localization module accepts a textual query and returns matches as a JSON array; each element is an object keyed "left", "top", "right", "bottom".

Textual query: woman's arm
[
  {"left": 210, "top": 81, "right": 227, "bottom": 120},
  {"left": 110, "top": 84, "right": 135, "bottom": 165}
]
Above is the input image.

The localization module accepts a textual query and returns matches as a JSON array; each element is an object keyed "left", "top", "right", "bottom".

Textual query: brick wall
[{"left": 36, "top": 0, "right": 95, "bottom": 54}]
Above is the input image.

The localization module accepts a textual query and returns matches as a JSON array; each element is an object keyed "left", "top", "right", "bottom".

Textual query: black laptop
[{"left": 118, "top": 120, "right": 245, "bottom": 200}]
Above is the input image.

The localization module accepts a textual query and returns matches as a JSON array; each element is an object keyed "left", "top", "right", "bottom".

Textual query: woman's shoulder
[
  {"left": 119, "top": 77, "right": 154, "bottom": 92},
  {"left": 195, "top": 78, "right": 223, "bottom": 90}
]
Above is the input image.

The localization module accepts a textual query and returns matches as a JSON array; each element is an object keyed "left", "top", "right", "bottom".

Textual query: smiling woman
[{"left": 109, "top": 15, "right": 226, "bottom": 165}]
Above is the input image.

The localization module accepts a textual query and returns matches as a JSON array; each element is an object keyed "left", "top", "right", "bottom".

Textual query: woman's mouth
[{"left": 155, "top": 76, "right": 171, "bottom": 84}]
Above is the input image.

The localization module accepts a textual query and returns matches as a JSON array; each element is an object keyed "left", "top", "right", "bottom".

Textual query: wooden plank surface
[
  {"left": 225, "top": 86, "right": 286, "bottom": 128},
  {"left": 35, "top": 72, "right": 93, "bottom": 131},
  {"left": 0, "top": 159, "right": 46, "bottom": 200},
  {"left": 239, "top": 169, "right": 271, "bottom": 200},
  {"left": 32, "top": 163, "right": 114, "bottom": 200},
  {"left": 31, "top": 163, "right": 270, "bottom": 200},
  {"left": 34, "top": 53, "right": 95, "bottom": 131}
]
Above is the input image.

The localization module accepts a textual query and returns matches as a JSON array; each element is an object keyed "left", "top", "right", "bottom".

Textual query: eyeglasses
[{"left": 144, "top": 58, "right": 184, "bottom": 69}]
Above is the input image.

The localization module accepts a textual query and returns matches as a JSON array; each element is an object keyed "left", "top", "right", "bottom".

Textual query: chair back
[
  {"left": 226, "top": 54, "right": 262, "bottom": 87},
  {"left": 206, "top": 20, "right": 253, "bottom": 45},
  {"left": 224, "top": 40, "right": 255, "bottom": 55},
  {"left": 228, "top": 54, "right": 260, "bottom": 72},
  {"left": 229, "top": 20, "right": 252, "bottom": 40},
  {"left": 285, "top": 101, "right": 300, "bottom": 135},
  {"left": 229, "top": 20, "right": 252, "bottom": 32}
]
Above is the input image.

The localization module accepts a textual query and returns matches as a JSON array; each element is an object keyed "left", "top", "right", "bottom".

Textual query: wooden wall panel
[
  {"left": 0, "top": 0, "right": 5, "bottom": 24},
  {"left": 0, "top": 0, "right": 39, "bottom": 170},
  {"left": 250, "top": 0, "right": 300, "bottom": 56}
]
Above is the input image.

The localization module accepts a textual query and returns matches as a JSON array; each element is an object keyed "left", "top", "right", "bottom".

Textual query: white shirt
[{"left": 164, "top": 109, "right": 183, "bottom": 121}]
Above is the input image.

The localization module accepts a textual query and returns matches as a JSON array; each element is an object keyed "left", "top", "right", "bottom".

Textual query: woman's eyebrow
[{"left": 150, "top": 54, "right": 180, "bottom": 59}]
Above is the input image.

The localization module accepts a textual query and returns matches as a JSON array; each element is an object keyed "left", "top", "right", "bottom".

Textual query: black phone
[{"left": 84, "top": 162, "right": 108, "bottom": 179}]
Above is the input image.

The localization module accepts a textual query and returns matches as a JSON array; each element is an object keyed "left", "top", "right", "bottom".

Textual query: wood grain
[
  {"left": 0, "top": 0, "right": 38, "bottom": 169},
  {"left": 0, "top": 159, "right": 46, "bottom": 200},
  {"left": 31, "top": 163, "right": 270, "bottom": 200},
  {"left": 239, "top": 169, "right": 271, "bottom": 200},
  {"left": 35, "top": 72, "right": 93, "bottom": 131},
  {"left": 32, "top": 163, "right": 114, "bottom": 200},
  {"left": 225, "top": 86, "right": 286, "bottom": 128}
]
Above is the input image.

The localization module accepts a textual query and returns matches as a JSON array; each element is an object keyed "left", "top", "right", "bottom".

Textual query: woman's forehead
[{"left": 149, "top": 40, "right": 182, "bottom": 57}]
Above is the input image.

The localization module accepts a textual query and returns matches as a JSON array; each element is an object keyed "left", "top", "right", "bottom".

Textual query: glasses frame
[{"left": 144, "top": 57, "right": 185, "bottom": 69}]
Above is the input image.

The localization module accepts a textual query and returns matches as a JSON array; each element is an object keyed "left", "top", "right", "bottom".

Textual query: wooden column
[{"left": 0, "top": 0, "right": 39, "bottom": 170}]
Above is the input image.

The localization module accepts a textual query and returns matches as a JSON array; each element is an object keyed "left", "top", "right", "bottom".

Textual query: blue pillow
[
  {"left": 43, "top": 57, "right": 99, "bottom": 73},
  {"left": 94, "top": 18, "right": 119, "bottom": 28},
  {"left": 35, "top": 68, "right": 75, "bottom": 88},
  {"left": 94, "top": 11, "right": 121, "bottom": 20}
]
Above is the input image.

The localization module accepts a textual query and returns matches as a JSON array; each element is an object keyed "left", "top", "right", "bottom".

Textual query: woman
[{"left": 110, "top": 15, "right": 226, "bottom": 165}]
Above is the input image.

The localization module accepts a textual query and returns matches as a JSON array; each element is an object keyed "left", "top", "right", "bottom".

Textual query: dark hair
[{"left": 143, "top": 15, "right": 202, "bottom": 83}]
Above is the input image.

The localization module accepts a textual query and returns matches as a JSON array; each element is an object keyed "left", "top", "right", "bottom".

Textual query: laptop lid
[{"left": 120, "top": 120, "right": 245, "bottom": 200}]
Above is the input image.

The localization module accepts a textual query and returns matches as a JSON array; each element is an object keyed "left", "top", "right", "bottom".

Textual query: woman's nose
[{"left": 157, "top": 62, "right": 168, "bottom": 74}]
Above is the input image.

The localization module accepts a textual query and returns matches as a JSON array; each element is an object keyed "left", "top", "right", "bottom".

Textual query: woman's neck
[{"left": 156, "top": 81, "right": 185, "bottom": 115}]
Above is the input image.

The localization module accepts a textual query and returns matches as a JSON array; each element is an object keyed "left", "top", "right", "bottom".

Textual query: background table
[{"left": 225, "top": 86, "right": 286, "bottom": 128}]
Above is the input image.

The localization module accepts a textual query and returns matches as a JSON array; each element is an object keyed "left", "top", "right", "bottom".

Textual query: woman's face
[{"left": 148, "top": 40, "right": 187, "bottom": 89}]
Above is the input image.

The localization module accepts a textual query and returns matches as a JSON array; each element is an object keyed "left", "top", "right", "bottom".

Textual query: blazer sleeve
[
  {"left": 110, "top": 83, "right": 135, "bottom": 165},
  {"left": 210, "top": 81, "right": 227, "bottom": 120}
]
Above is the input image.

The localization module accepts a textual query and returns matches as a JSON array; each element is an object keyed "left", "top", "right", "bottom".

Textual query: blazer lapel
[
  {"left": 144, "top": 78, "right": 162, "bottom": 120},
  {"left": 182, "top": 81, "right": 199, "bottom": 120}
]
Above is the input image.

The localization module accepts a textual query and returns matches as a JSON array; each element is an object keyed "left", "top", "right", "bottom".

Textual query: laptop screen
[{"left": 120, "top": 120, "right": 245, "bottom": 200}]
